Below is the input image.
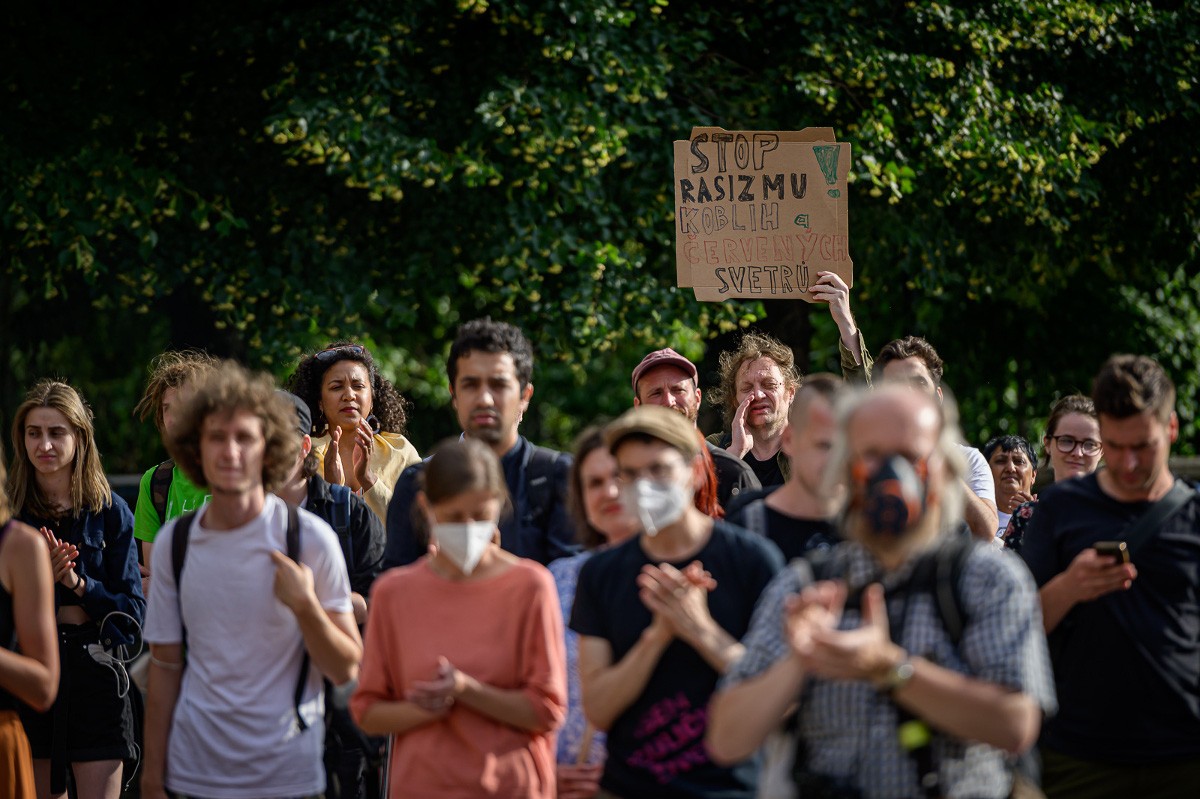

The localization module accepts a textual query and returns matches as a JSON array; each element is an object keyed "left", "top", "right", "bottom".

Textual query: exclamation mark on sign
[{"left": 813, "top": 145, "right": 842, "bottom": 198}]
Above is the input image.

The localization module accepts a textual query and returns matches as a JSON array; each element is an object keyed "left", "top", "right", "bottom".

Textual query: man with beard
[
  {"left": 708, "top": 332, "right": 801, "bottom": 489},
  {"left": 632, "top": 347, "right": 761, "bottom": 508},
  {"left": 382, "top": 318, "right": 576, "bottom": 567},
  {"left": 571, "top": 405, "right": 783, "bottom": 798},
  {"left": 707, "top": 386, "right": 1054, "bottom": 799}
]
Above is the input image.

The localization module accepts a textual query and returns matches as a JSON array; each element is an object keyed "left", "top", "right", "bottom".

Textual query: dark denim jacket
[{"left": 22, "top": 493, "right": 145, "bottom": 646}]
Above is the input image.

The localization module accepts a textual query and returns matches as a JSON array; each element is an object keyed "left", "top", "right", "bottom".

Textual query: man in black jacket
[{"left": 383, "top": 319, "right": 575, "bottom": 568}]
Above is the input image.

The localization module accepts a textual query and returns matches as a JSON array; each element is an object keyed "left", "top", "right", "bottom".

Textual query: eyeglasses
[
  {"left": 1050, "top": 435, "right": 1102, "bottom": 456},
  {"left": 315, "top": 344, "right": 366, "bottom": 363}
]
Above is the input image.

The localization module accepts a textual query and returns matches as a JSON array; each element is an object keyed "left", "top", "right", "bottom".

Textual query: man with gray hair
[{"left": 708, "top": 386, "right": 1054, "bottom": 798}]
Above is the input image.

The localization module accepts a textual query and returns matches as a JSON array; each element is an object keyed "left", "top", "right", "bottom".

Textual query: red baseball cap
[{"left": 631, "top": 348, "right": 699, "bottom": 394}]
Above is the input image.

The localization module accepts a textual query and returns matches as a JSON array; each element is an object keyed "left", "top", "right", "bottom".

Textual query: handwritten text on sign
[{"left": 673, "top": 128, "right": 852, "bottom": 302}]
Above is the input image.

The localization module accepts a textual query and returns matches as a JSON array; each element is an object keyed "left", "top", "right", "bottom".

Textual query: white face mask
[
  {"left": 621, "top": 478, "right": 690, "bottom": 537},
  {"left": 431, "top": 520, "right": 495, "bottom": 575}
]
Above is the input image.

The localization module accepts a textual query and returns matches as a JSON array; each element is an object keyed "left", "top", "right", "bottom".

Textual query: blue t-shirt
[{"left": 569, "top": 521, "right": 784, "bottom": 798}]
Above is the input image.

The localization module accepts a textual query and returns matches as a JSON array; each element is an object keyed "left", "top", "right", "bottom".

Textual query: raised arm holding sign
[{"left": 673, "top": 127, "right": 853, "bottom": 303}]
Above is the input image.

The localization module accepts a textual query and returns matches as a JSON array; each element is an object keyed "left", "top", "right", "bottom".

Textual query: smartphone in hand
[{"left": 1093, "top": 540, "right": 1130, "bottom": 565}]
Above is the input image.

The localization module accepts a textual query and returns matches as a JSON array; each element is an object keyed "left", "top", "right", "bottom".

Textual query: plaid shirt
[{"left": 722, "top": 539, "right": 1056, "bottom": 799}]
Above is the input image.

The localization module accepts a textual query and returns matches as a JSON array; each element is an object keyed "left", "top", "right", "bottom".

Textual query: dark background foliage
[{"left": 3, "top": 0, "right": 1197, "bottom": 475}]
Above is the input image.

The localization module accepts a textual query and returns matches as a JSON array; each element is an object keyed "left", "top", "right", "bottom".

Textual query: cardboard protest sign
[{"left": 673, "top": 127, "right": 852, "bottom": 302}]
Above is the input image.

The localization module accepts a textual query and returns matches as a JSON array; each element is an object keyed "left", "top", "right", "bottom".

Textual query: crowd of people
[{"left": 0, "top": 280, "right": 1197, "bottom": 799}]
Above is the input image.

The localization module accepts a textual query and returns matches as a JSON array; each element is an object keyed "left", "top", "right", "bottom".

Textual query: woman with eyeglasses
[
  {"left": 1002, "top": 395, "right": 1103, "bottom": 554},
  {"left": 286, "top": 341, "right": 421, "bottom": 521},
  {"left": 6, "top": 381, "right": 144, "bottom": 799}
]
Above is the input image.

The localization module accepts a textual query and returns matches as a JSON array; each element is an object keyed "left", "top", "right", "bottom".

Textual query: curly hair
[
  {"left": 133, "top": 349, "right": 219, "bottom": 434},
  {"left": 284, "top": 340, "right": 410, "bottom": 436},
  {"left": 7, "top": 380, "right": 112, "bottom": 520},
  {"left": 168, "top": 361, "right": 301, "bottom": 493},
  {"left": 447, "top": 318, "right": 535, "bottom": 389},
  {"left": 709, "top": 331, "right": 802, "bottom": 429},
  {"left": 1093, "top": 354, "right": 1175, "bottom": 423},
  {"left": 872, "top": 336, "right": 945, "bottom": 387}
]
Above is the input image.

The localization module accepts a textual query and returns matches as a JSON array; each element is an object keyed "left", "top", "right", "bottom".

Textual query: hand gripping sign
[{"left": 673, "top": 127, "right": 852, "bottom": 302}]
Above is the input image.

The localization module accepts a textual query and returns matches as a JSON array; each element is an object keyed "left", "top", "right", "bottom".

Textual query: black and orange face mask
[{"left": 850, "top": 455, "right": 930, "bottom": 538}]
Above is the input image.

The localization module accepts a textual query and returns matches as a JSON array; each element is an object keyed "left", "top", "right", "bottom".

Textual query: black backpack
[
  {"left": 150, "top": 458, "right": 175, "bottom": 524},
  {"left": 172, "top": 504, "right": 312, "bottom": 733}
]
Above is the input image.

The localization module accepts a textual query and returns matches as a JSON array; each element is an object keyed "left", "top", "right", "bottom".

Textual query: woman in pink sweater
[{"left": 350, "top": 438, "right": 566, "bottom": 798}]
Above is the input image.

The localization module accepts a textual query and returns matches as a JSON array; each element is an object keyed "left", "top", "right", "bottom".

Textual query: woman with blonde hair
[
  {"left": 6, "top": 380, "right": 144, "bottom": 799},
  {"left": 0, "top": 440, "right": 59, "bottom": 798}
]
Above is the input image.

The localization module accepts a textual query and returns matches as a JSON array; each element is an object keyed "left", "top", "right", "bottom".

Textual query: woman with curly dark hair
[{"left": 286, "top": 342, "right": 421, "bottom": 521}]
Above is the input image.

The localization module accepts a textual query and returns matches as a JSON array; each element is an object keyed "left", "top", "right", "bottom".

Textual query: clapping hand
[
  {"left": 40, "top": 527, "right": 80, "bottom": 588},
  {"left": 793, "top": 583, "right": 905, "bottom": 686},
  {"left": 351, "top": 418, "right": 377, "bottom": 492},
  {"left": 407, "top": 656, "right": 463, "bottom": 714}
]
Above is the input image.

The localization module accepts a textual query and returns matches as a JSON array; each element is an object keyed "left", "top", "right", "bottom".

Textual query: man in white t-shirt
[
  {"left": 141, "top": 362, "right": 362, "bottom": 799},
  {"left": 873, "top": 336, "right": 999, "bottom": 540}
]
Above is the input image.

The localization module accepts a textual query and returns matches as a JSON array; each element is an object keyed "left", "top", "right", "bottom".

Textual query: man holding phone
[{"left": 1021, "top": 355, "right": 1200, "bottom": 798}]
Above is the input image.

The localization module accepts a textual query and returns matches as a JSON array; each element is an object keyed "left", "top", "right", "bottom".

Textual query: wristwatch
[{"left": 880, "top": 657, "right": 915, "bottom": 695}]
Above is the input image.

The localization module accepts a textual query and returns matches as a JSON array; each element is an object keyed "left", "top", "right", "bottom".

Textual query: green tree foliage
[{"left": 3, "top": 0, "right": 1197, "bottom": 472}]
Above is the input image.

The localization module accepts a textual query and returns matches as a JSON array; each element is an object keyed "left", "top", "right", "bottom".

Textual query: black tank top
[{"left": 0, "top": 521, "right": 20, "bottom": 711}]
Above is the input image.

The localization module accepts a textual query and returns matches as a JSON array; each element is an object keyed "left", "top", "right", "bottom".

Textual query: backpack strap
[
  {"left": 171, "top": 510, "right": 198, "bottom": 655},
  {"left": 524, "top": 446, "right": 564, "bottom": 531},
  {"left": 926, "top": 533, "right": 975, "bottom": 646},
  {"left": 1123, "top": 478, "right": 1195, "bottom": 559},
  {"left": 152, "top": 459, "right": 175, "bottom": 526},
  {"left": 286, "top": 504, "right": 311, "bottom": 733}
]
